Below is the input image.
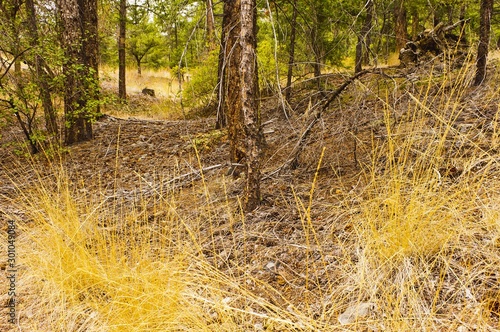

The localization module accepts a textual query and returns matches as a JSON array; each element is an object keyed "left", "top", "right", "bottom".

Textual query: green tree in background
[{"left": 128, "top": 7, "right": 163, "bottom": 75}]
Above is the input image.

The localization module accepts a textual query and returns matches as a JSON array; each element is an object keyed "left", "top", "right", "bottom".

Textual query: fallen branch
[
  {"left": 103, "top": 163, "right": 227, "bottom": 201},
  {"left": 142, "top": 163, "right": 225, "bottom": 195},
  {"left": 280, "top": 69, "right": 371, "bottom": 171}
]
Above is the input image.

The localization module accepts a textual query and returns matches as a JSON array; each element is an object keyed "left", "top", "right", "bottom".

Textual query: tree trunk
[
  {"left": 206, "top": 0, "right": 216, "bottom": 50},
  {"left": 474, "top": 0, "right": 493, "bottom": 86},
  {"left": 394, "top": 0, "right": 408, "bottom": 52},
  {"left": 459, "top": 5, "right": 467, "bottom": 32},
  {"left": 81, "top": 0, "right": 100, "bottom": 115},
  {"left": 58, "top": 0, "right": 97, "bottom": 145},
  {"left": 225, "top": 0, "right": 245, "bottom": 165},
  {"left": 355, "top": 35, "right": 363, "bottom": 74},
  {"left": 118, "top": 0, "right": 127, "bottom": 100},
  {"left": 363, "top": 0, "right": 374, "bottom": 66},
  {"left": 26, "top": 0, "right": 58, "bottom": 136},
  {"left": 285, "top": 0, "right": 298, "bottom": 103},
  {"left": 216, "top": 0, "right": 232, "bottom": 129},
  {"left": 411, "top": 6, "right": 419, "bottom": 40},
  {"left": 240, "top": 0, "right": 263, "bottom": 212},
  {"left": 355, "top": 0, "right": 373, "bottom": 73},
  {"left": 136, "top": 56, "right": 142, "bottom": 75}
]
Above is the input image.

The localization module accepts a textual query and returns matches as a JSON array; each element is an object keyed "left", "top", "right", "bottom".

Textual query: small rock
[
  {"left": 254, "top": 323, "right": 264, "bottom": 331},
  {"left": 142, "top": 88, "right": 155, "bottom": 97},
  {"left": 264, "top": 261, "right": 280, "bottom": 273},
  {"left": 338, "top": 302, "right": 376, "bottom": 325}
]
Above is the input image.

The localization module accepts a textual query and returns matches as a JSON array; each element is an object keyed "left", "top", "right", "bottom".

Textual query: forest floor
[{"left": 1, "top": 56, "right": 500, "bottom": 331}]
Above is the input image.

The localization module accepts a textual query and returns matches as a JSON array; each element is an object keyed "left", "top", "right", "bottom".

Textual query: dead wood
[
  {"left": 104, "top": 163, "right": 227, "bottom": 201},
  {"left": 399, "top": 20, "right": 469, "bottom": 68},
  {"left": 277, "top": 69, "right": 371, "bottom": 172}
]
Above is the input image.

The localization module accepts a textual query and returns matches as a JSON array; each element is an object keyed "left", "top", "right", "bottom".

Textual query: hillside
[{"left": 1, "top": 58, "right": 500, "bottom": 331}]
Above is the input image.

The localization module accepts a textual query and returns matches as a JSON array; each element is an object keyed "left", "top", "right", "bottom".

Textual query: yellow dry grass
[{"left": 100, "top": 65, "right": 182, "bottom": 99}]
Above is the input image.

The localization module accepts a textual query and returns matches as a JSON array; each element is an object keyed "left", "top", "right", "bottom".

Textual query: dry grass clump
[
  {"left": 5, "top": 167, "right": 328, "bottom": 331},
  {"left": 340, "top": 61, "right": 500, "bottom": 329},
  {"left": 12, "top": 174, "right": 193, "bottom": 331}
]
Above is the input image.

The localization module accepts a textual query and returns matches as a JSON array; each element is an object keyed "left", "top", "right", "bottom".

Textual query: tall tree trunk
[
  {"left": 240, "top": 0, "right": 263, "bottom": 211},
  {"left": 311, "top": 27, "right": 323, "bottom": 91},
  {"left": 363, "top": 0, "right": 374, "bottom": 66},
  {"left": 135, "top": 56, "right": 142, "bottom": 75},
  {"left": 225, "top": 0, "right": 245, "bottom": 165},
  {"left": 355, "top": 0, "right": 373, "bottom": 73},
  {"left": 394, "top": 0, "right": 408, "bottom": 52},
  {"left": 285, "top": 0, "right": 298, "bottom": 103},
  {"left": 118, "top": 0, "right": 127, "bottom": 100},
  {"left": 411, "top": 6, "right": 419, "bottom": 40},
  {"left": 206, "top": 0, "right": 216, "bottom": 50},
  {"left": 474, "top": 0, "right": 493, "bottom": 86},
  {"left": 58, "top": 0, "right": 96, "bottom": 145},
  {"left": 215, "top": 4, "right": 229, "bottom": 129},
  {"left": 217, "top": 0, "right": 242, "bottom": 133},
  {"left": 81, "top": 0, "right": 100, "bottom": 115},
  {"left": 26, "top": 0, "right": 58, "bottom": 136}
]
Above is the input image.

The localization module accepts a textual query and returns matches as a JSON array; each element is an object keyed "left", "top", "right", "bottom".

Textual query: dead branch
[
  {"left": 143, "top": 163, "right": 225, "bottom": 195},
  {"left": 103, "top": 164, "right": 227, "bottom": 201},
  {"left": 278, "top": 69, "right": 371, "bottom": 171}
]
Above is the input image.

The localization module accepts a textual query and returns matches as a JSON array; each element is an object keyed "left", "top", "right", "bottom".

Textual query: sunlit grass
[
  {"left": 341, "top": 57, "right": 500, "bottom": 329},
  {"left": 6, "top": 164, "right": 331, "bottom": 331},
  {"left": 100, "top": 65, "right": 182, "bottom": 98}
]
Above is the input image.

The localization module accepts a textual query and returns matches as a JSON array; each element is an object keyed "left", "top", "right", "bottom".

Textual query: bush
[{"left": 182, "top": 50, "right": 219, "bottom": 108}]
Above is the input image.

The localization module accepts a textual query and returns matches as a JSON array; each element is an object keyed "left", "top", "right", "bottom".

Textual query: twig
[
  {"left": 278, "top": 69, "right": 372, "bottom": 171},
  {"left": 141, "top": 163, "right": 226, "bottom": 195}
]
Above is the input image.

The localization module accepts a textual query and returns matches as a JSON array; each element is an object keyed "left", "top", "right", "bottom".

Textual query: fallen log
[{"left": 399, "top": 20, "right": 469, "bottom": 68}]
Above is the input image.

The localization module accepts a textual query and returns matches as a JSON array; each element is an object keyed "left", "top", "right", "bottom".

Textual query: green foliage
[
  {"left": 182, "top": 50, "right": 219, "bottom": 107},
  {"left": 128, "top": 16, "right": 164, "bottom": 72},
  {"left": 183, "top": 129, "right": 226, "bottom": 152}
]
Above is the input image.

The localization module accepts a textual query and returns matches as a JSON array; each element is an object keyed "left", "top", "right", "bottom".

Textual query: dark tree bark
[
  {"left": 411, "top": 6, "right": 419, "bottom": 41},
  {"left": 225, "top": 0, "right": 245, "bottom": 165},
  {"left": 474, "top": 0, "right": 493, "bottom": 86},
  {"left": 311, "top": 24, "right": 323, "bottom": 90},
  {"left": 240, "top": 0, "right": 263, "bottom": 211},
  {"left": 217, "top": 0, "right": 242, "bottom": 133},
  {"left": 394, "top": 0, "right": 408, "bottom": 52},
  {"left": 215, "top": 4, "right": 228, "bottom": 129},
  {"left": 81, "top": 0, "right": 100, "bottom": 115},
  {"left": 135, "top": 56, "right": 142, "bottom": 75},
  {"left": 355, "top": 0, "right": 373, "bottom": 73},
  {"left": 58, "top": 0, "right": 98, "bottom": 145},
  {"left": 118, "top": 0, "right": 127, "bottom": 100},
  {"left": 206, "top": 0, "right": 216, "bottom": 50},
  {"left": 26, "top": 0, "right": 58, "bottom": 136},
  {"left": 285, "top": 0, "right": 298, "bottom": 103},
  {"left": 220, "top": 0, "right": 263, "bottom": 211}
]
